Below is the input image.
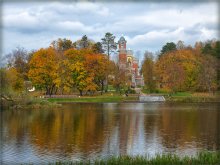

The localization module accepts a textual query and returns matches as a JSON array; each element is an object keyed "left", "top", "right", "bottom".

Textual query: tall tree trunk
[
  {"left": 49, "top": 84, "right": 55, "bottom": 97},
  {"left": 79, "top": 90, "right": 83, "bottom": 96},
  {"left": 101, "top": 80, "right": 104, "bottom": 95},
  {"left": 46, "top": 87, "right": 50, "bottom": 96},
  {"left": 105, "top": 77, "right": 108, "bottom": 92},
  {"left": 54, "top": 87, "right": 58, "bottom": 95}
]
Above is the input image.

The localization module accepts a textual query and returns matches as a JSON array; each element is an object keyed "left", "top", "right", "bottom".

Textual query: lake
[{"left": 1, "top": 102, "right": 220, "bottom": 164}]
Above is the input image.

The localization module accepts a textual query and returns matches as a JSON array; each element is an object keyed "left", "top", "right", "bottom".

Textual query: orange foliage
[
  {"left": 28, "top": 48, "right": 59, "bottom": 95},
  {"left": 155, "top": 49, "right": 217, "bottom": 92}
]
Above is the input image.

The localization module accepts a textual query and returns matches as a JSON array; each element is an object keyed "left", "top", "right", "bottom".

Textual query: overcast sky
[{"left": 2, "top": 1, "right": 219, "bottom": 59}]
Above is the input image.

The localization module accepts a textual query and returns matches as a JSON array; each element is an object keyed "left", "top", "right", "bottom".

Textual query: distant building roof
[{"left": 118, "top": 36, "right": 126, "bottom": 43}]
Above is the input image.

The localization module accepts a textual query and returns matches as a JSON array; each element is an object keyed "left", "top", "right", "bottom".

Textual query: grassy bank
[
  {"left": 10, "top": 91, "right": 218, "bottom": 105},
  {"left": 50, "top": 152, "right": 220, "bottom": 165},
  {"left": 47, "top": 94, "right": 139, "bottom": 103},
  {"left": 166, "top": 92, "right": 220, "bottom": 103},
  {"left": 1, "top": 95, "right": 61, "bottom": 110},
  {"left": 47, "top": 93, "right": 220, "bottom": 103},
  {"left": 47, "top": 96, "right": 123, "bottom": 103},
  {"left": 141, "top": 89, "right": 220, "bottom": 103}
]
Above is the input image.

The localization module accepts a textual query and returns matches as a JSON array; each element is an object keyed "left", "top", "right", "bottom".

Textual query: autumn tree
[
  {"left": 155, "top": 49, "right": 200, "bottom": 93},
  {"left": 198, "top": 55, "right": 218, "bottom": 93},
  {"left": 0, "top": 67, "right": 25, "bottom": 99},
  {"left": 61, "top": 49, "right": 84, "bottom": 94},
  {"left": 1, "top": 48, "right": 36, "bottom": 98},
  {"left": 200, "top": 40, "right": 220, "bottom": 90},
  {"left": 156, "top": 51, "right": 184, "bottom": 93},
  {"left": 51, "top": 38, "right": 74, "bottom": 52},
  {"left": 141, "top": 51, "right": 156, "bottom": 92},
  {"left": 63, "top": 49, "right": 99, "bottom": 95},
  {"left": 28, "top": 48, "right": 59, "bottom": 96},
  {"left": 6, "top": 47, "right": 29, "bottom": 80},
  {"left": 55, "top": 57, "right": 74, "bottom": 94},
  {"left": 7, "top": 67, "right": 24, "bottom": 92},
  {"left": 112, "top": 64, "right": 128, "bottom": 94},
  {"left": 63, "top": 48, "right": 111, "bottom": 95},
  {"left": 194, "top": 41, "right": 203, "bottom": 52},
  {"left": 0, "top": 68, "right": 12, "bottom": 98},
  {"left": 155, "top": 47, "right": 218, "bottom": 93},
  {"left": 176, "top": 40, "right": 185, "bottom": 50},
  {"left": 72, "top": 62, "right": 90, "bottom": 96},
  {"left": 0, "top": 68, "right": 7, "bottom": 95},
  {"left": 84, "top": 53, "right": 108, "bottom": 94},
  {"left": 50, "top": 39, "right": 76, "bottom": 94}
]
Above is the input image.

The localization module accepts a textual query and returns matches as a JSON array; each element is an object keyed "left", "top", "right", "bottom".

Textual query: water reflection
[{"left": 1, "top": 102, "right": 220, "bottom": 164}]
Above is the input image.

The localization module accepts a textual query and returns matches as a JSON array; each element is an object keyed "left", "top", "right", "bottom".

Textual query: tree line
[
  {"left": 141, "top": 40, "right": 220, "bottom": 93},
  {"left": 1, "top": 34, "right": 219, "bottom": 98},
  {"left": 0, "top": 33, "right": 132, "bottom": 97}
]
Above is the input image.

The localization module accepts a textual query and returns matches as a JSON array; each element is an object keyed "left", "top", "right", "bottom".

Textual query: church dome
[{"left": 119, "top": 36, "right": 126, "bottom": 43}]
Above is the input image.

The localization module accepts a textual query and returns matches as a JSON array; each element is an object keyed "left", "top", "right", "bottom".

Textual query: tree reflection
[{"left": 1, "top": 103, "right": 220, "bottom": 160}]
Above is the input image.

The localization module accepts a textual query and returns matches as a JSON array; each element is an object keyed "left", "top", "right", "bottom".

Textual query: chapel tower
[
  {"left": 118, "top": 36, "right": 127, "bottom": 69},
  {"left": 117, "top": 35, "right": 144, "bottom": 87}
]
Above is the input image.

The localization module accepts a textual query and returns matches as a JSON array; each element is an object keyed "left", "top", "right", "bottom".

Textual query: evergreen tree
[
  {"left": 160, "top": 42, "right": 177, "bottom": 57},
  {"left": 92, "top": 42, "right": 104, "bottom": 54},
  {"left": 79, "top": 35, "right": 90, "bottom": 49},
  {"left": 101, "top": 32, "right": 117, "bottom": 60}
]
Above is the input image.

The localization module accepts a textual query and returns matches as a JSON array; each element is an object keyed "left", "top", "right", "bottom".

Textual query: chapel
[{"left": 118, "top": 36, "right": 144, "bottom": 87}]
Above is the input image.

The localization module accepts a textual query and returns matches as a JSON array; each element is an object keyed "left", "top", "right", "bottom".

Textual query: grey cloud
[{"left": 2, "top": 1, "right": 219, "bottom": 56}]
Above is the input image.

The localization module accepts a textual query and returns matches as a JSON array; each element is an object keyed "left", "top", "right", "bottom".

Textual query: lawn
[
  {"left": 47, "top": 96, "right": 123, "bottom": 103},
  {"left": 47, "top": 92, "right": 140, "bottom": 103},
  {"left": 170, "top": 92, "right": 192, "bottom": 97}
]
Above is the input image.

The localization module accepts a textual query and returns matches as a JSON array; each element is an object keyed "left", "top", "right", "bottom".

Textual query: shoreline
[
  {"left": 29, "top": 152, "right": 220, "bottom": 165},
  {"left": 47, "top": 96, "right": 220, "bottom": 104},
  {"left": 2, "top": 94, "right": 220, "bottom": 110}
]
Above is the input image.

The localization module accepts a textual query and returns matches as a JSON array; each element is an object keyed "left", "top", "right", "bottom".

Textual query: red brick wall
[
  {"left": 119, "top": 53, "right": 127, "bottom": 64},
  {"left": 119, "top": 43, "right": 126, "bottom": 49}
]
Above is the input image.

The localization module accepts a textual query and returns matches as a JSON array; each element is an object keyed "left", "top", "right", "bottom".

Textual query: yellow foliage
[
  {"left": 28, "top": 48, "right": 59, "bottom": 94},
  {"left": 6, "top": 67, "right": 24, "bottom": 92}
]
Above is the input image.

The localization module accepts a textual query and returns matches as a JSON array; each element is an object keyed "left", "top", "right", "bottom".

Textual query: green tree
[
  {"left": 79, "top": 35, "right": 90, "bottom": 49},
  {"left": 213, "top": 41, "right": 220, "bottom": 59},
  {"left": 202, "top": 43, "right": 213, "bottom": 55},
  {"left": 214, "top": 41, "right": 220, "bottom": 89},
  {"left": 160, "top": 42, "right": 177, "bottom": 57},
  {"left": 101, "top": 32, "right": 117, "bottom": 60},
  {"left": 101, "top": 32, "right": 117, "bottom": 91},
  {"left": 92, "top": 42, "right": 104, "bottom": 54}
]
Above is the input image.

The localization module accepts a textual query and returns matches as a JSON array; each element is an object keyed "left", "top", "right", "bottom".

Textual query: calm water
[{"left": 1, "top": 102, "right": 220, "bottom": 164}]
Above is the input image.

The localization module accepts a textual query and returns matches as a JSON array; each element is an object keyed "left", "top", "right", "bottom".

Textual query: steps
[{"left": 139, "top": 95, "right": 165, "bottom": 102}]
